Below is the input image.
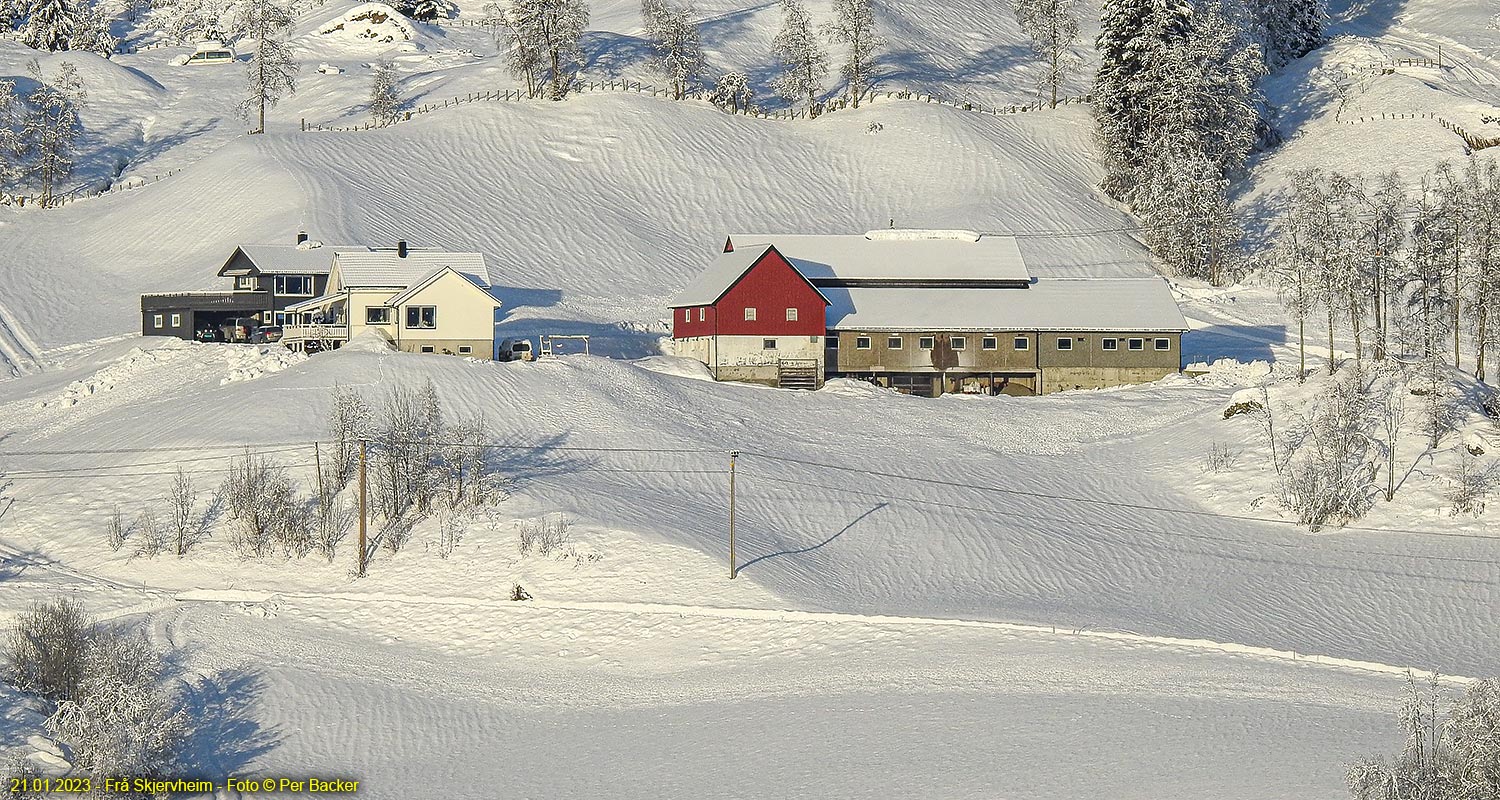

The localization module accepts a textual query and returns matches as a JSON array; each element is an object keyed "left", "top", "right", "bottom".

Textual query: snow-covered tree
[
  {"left": 15, "top": 0, "right": 115, "bottom": 53},
  {"left": 825, "top": 0, "right": 880, "bottom": 107},
  {"left": 1282, "top": 366, "right": 1377, "bottom": 529},
  {"left": 0, "top": 79, "right": 22, "bottom": 188},
  {"left": 369, "top": 59, "right": 402, "bottom": 124},
  {"left": 770, "top": 0, "right": 826, "bottom": 110},
  {"left": 502, "top": 0, "right": 589, "bottom": 100},
  {"left": 708, "top": 70, "right": 752, "bottom": 112},
  {"left": 21, "top": 60, "right": 85, "bottom": 206},
  {"left": 1349, "top": 675, "right": 1500, "bottom": 800},
  {"left": 641, "top": 0, "right": 704, "bottom": 100},
  {"left": 2, "top": 598, "right": 93, "bottom": 704},
  {"left": 1253, "top": 0, "right": 1326, "bottom": 70},
  {"left": 1011, "top": 0, "right": 1078, "bottom": 109},
  {"left": 238, "top": 0, "right": 296, "bottom": 134},
  {"left": 396, "top": 0, "right": 452, "bottom": 22},
  {"left": 1093, "top": 0, "right": 1191, "bottom": 199},
  {"left": 327, "top": 383, "right": 373, "bottom": 491}
]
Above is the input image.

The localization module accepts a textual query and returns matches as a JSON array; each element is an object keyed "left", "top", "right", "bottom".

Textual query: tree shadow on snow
[
  {"left": 737, "top": 503, "right": 889, "bottom": 574},
  {"left": 175, "top": 668, "right": 283, "bottom": 781},
  {"left": 1182, "top": 324, "right": 1287, "bottom": 365}
]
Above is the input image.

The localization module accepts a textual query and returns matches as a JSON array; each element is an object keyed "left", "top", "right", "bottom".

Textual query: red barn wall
[{"left": 673, "top": 249, "right": 826, "bottom": 339}]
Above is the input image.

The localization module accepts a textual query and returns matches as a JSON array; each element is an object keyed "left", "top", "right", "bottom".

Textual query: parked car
[
  {"left": 499, "top": 337, "right": 533, "bottom": 362},
  {"left": 193, "top": 327, "right": 224, "bottom": 343},
  {"left": 173, "top": 41, "right": 236, "bottom": 66},
  {"left": 249, "top": 325, "right": 284, "bottom": 344},
  {"left": 219, "top": 317, "right": 258, "bottom": 343}
]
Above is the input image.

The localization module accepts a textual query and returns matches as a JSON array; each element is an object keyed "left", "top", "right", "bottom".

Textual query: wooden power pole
[
  {"left": 358, "top": 440, "right": 368, "bottom": 578},
  {"left": 728, "top": 450, "right": 739, "bottom": 579}
]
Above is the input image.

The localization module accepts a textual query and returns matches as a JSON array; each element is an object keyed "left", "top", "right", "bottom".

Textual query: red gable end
[{"left": 673, "top": 247, "right": 827, "bottom": 338}]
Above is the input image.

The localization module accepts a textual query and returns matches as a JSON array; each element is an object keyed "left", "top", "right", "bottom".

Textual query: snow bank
[{"left": 863, "top": 228, "right": 981, "bottom": 242}]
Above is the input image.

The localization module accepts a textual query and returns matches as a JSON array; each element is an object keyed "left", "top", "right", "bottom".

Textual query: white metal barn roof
[
  {"left": 332, "top": 249, "right": 491, "bottom": 288},
  {"left": 730, "top": 230, "right": 1032, "bottom": 284},
  {"left": 824, "top": 279, "right": 1190, "bottom": 332}
]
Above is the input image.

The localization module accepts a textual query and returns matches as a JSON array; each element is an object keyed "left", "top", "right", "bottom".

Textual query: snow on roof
[
  {"left": 729, "top": 232, "right": 1031, "bottom": 284},
  {"left": 825, "top": 279, "right": 1190, "bottom": 332},
  {"left": 384, "top": 266, "right": 502, "bottom": 308},
  {"left": 333, "top": 249, "right": 490, "bottom": 288},
  {"left": 224, "top": 244, "right": 367, "bottom": 276},
  {"left": 671, "top": 244, "right": 781, "bottom": 307}
]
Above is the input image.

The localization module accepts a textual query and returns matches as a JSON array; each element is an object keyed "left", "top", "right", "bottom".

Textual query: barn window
[
  {"left": 745, "top": 307, "right": 757, "bottom": 321},
  {"left": 1155, "top": 338, "right": 1171, "bottom": 351},
  {"left": 786, "top": 308, "right": 798, "bottom": 321},
  {"left": 367, "top": 307, "right": 392, "bottom": 324},
  {"left": 683, "top": 309, "right": 690, "bottom": 322},
  {"left": 918, "top": 336, "right": 935, "bottom": 350},
  {"left": 1013, "top": 336, "right": 1028, "bottom": 351},
  {"left": 153, "top": 314, "right": 164, "bottom": 328},
  {"left": 826, "top": 335, "right": 839, "bottom": 349},
  {"left": 170, "top": 313, "right": 182, "bottom": 328},
  {"left": 1128, "top": 338, "right": 1144, "bottom": 351},
  {"left": 982, "top": 337, "right": 998, "bottom": 350},
  {"left": 406, "top": 306, "right": 437, "bottom": 329},
  {"left": 1102, "top": 338, "right": 1118, "bottom": 351},
  {"left": 763, "top": 338, "right": 777, "bottom": 350},
  {"left": 698, "top": 308, "right": 705, "bottom": 321},
  {"left": 1056, "top": 338, "right": 1073, "bottom": 351},
  {"left": 951, "top": 336, "right": 967, "bottom": 350},
  {"left": 856, "top": 336, "right": 871, "bottom": 350},
  {"left": 887, "top": 336, "right": 903, "bottom": 350}
]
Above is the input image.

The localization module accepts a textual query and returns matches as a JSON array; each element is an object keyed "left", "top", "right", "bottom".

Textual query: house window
[
  {"left": 458, "top": 345, "right": 473, "bottom": 355},
  {"left": 856, "top": 336, "right": 871, "bottom": 350},
  {"left": 152, "top": 314, "right": 164, "bottom": 328},
  {"left": 1102, "top": 338, "right": 1118, "bottom": 351},
  {"left": 170, "top": 313, "right": 181, "bottom": 328},
  {"left": 274, "top": 275, "right": 314, "bottom": 296},
  {"left": 262, "top": 311, "right": 274, "bottom": 323},
  {"left": 1056, "top": 337, "right": 1073, "bottom": 351},
  {"left": 1155, "top": 338, "right": 1171, "bottom": 351},
  {"left": 763, "top": 338, "right": 777, "bottom": 350},
  {"left": 786, "top": 308, "right": 798, "bottom": 322},
  {"left": 744, "top": 307, "right": 757, "bottom": 321},
  {"left": 420, "top": 345, "right": 435, "bottom": 353},
  {"left": 274, "top": 312, "right": 286, "bottom": 325},
  {"left": 951, "top": 336, "right": 967, "bottom": 350},
  {"left": 698, "top": 308, "right": 705, "bottom": 322},
  {"left": 982, "top": 337, "right": 998, "bottom": 351},
  {"left": 406, "top": 306, "right": 437, "bottom": 329},
  {"left": 918, "top": 336, "right": 935, "bottom": 350},
  {"left": 367, "top": 307, "right": 392, "bottom": 325},
  {"left": 887, "top": 336, "right": 903, "bottom": 350},
  {"left": 235, "top": 276, "right": 256, "bottom": 290},
  {"left": 1128, "top": 338, "right": 1144, "bottom": 351},
  {"left": 1013, "top": 336, "right": 1029, "bottom": 351}
]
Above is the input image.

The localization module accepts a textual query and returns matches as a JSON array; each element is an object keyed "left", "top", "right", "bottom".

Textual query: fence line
[
  {"left": 0, "top": 169, "right": 184, "bottom": 209},
  {"left": 300, "top": 80, "right": 1092, "bottom": 132},
  {"left": 1341, "top": 111, "right": 1500, "bottom": 151}
]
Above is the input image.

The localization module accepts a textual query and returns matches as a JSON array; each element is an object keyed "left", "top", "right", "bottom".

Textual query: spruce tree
[
  {"left": 1093, "top": 0, "right": 1191, "bottom": 199},
  {"left": 20, "top": 0, "right": 76, "bottom": 51}
]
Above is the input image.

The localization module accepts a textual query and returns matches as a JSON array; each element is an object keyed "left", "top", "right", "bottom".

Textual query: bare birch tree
[
  {"left": 771, "top": 0, "right": 826, "bottom": 110},
  {"left": 1011, "top": 0, "right": 1079, "bottom": 109},
  {"left": 239, "top": 0, "right": 297, "bottom": 134},
  {"left": 826, "top": 0, "right": 881, "bottom": 107}
]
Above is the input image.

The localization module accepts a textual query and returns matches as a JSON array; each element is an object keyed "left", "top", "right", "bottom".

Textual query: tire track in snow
[
  {"left": 172, "top": 588, "right": 1482, "bottom": 686},
  {"left": 0, "top": 298, "right": 46, "bottom": 377}
]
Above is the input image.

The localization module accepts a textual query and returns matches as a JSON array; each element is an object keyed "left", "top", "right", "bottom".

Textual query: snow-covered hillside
[{"left": 3, "top": 0, "right": 1500, "bottom": 796}]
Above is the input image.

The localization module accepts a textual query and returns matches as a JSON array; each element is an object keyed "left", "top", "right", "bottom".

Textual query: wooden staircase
[{"left": 777, "top": 358, "right": 821, "bottom": 390}]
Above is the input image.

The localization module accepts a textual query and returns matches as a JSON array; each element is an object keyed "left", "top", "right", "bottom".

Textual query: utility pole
[
  {"left": 728, "top": 450, "right": 739, "bottom": 579},
  {"left": 358, "top": 440, "right": 368, "bottom": 578}
]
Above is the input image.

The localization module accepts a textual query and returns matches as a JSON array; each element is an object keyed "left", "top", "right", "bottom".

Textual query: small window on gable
[
  {"left": 1102, "top": 338, "right": 1118, "bottom": 351},
  {"left": 982, "top": 337, "right": 998, "bottom": 351},
  {"left": 918, "top": 336, "right": 935, "bottom": 350},
  {"left": 153, "top": 314, "right": 164, "bottom": 328},
  {"left": 786, "top": 308, "right": 798, "bottom": 322},
  {"left": 951, "top": 336, "right": 967, "bottom": 350},
  {"left": 698, "top": 308, "right": 705, "bottom": 322},
  {"left": 1013, "top": 336, "right": 1029, "bottom": 351},
  {"left": 1155, "top": 338, "right": 1171, "bottom": 351},
  {"left": 1128, "top": 338, "right": 1144, "bottom": 351},
  {"left": 763, "top": 338, "right": 777, "bottom": 350},
  {"left": 745, "top": 307, "right": 757, "bottom": 321},
  {"left": 887, "top": 336, "right": 903, "bottom": 350},
  {"left": 856, "top": 336, "right": 871, "bottom": 350}
]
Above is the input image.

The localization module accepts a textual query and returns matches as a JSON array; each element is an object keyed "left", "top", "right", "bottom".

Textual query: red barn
[{"left": 669, "top": 241, "right": 830, "bottom": 388}]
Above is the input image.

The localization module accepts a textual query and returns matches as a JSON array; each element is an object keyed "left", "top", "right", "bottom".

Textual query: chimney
[
  {"left": 397, "top": 240, "right": 408, "bottom": 258},
  {"left": 296, "top": 230, "right": 308, "bottom": 245}
]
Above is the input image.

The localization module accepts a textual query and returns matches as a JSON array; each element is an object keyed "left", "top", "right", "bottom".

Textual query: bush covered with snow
[{"left": 317, "top": 3, "right": 415, "bottom": 45}]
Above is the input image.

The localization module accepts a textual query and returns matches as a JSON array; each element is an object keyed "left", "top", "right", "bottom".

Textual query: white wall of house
[
  {"left": 345, "top": 288, "right": 403, "bottom": 341},
  {"left": 393, "top": 271, "right": 499, "bottom": 348}
]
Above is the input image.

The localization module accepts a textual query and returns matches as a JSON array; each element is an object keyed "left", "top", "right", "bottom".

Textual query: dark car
[
  {"left": 193, "top": 327, "right": 224, "bottom": 343},
  {"left": 249, "top": 325, "right": 284, "bottom": 344}
]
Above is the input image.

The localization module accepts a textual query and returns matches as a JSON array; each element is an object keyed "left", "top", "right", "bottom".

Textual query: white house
[{"left": 283, "top": 242, "right": 503, "bottom": 358}]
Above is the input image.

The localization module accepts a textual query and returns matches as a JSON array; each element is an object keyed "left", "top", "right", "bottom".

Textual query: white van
[
  {"left": 498, "top": 337, "right": 533, "bottom": 362},
  {"left": 182, "top": 41, "right": 235, "bottom": 65}
]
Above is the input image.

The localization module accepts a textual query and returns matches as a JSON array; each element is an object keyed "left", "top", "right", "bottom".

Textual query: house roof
[
  {"left": 217, "top": 244, "right": 367, "bottom": 276},
  {"left": 384, "top": 266, "right": 503, "bottom": 308},
  {"left": 729, "top": 231, "right": 1032, "bottom": 284},
  {"left": 824, "top": 279, "right": 1190, "bottom": 332},
  {"left": 332, "top": 249, "right": 491, "bottom": 288},
  {"left": 670, "top": 245, "right": 831, "bottom": 308}
]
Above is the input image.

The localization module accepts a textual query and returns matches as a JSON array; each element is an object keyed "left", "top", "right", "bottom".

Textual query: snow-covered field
[{"left": 3, "top": 0, "right": 1500, "bottom": 796}]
